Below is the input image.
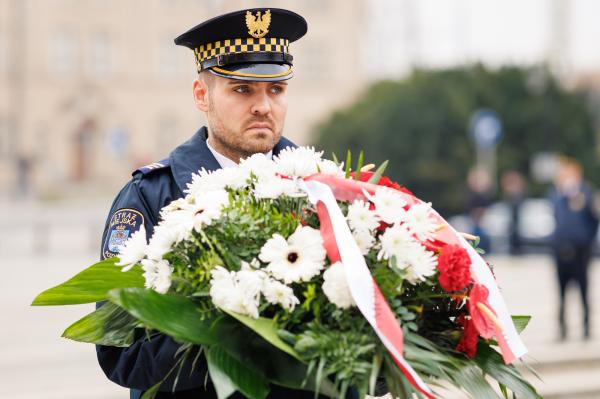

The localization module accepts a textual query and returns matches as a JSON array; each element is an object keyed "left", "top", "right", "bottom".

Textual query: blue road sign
[{"left": 469, "top": 109, "right": 503, "bottom": 149}]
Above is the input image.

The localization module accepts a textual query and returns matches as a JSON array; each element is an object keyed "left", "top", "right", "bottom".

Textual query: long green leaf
[
  {"left": 475, "top": 344, "right": 541, "bottom": 399},
  {"left": 366, "top": 160, "right": 389, "bottom": 184},
  {"left": 62, "top": 302, "right": 139, "bottom": 347},
  {"left": 108, "top": 288, "right": 216, "bottom": 345},
  {"left": 511, "top": 315, "right": 531, "bottom": 334},
  {"left": 207, "top": 345, "right": 269, "bottom": 399},
  {"left": 32, "top": 258, "right": 144, "bottom": 306},
  {"left": 223, "top": 309, "right": 301, "bottom": 361},
  {"left": 344, "top": 150, "right": 352, "bottom": 178},
  {"left": 212, "top": 316, "right": 337, "bottom": 396}
]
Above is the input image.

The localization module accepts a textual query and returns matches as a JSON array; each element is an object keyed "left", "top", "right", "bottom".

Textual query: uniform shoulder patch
[
  {"left": 102, "top": 208, "right": 145, "bottom": 259},
  {"left": 134, "top": 158, "right": 170, "bottom": 176}
]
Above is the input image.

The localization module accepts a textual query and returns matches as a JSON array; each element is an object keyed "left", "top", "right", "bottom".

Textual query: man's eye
[
  {"left": 270, "top": 85, "right": 284, "bottom": 94},
  {"left": 234, "top": 86, "right": 250, "bottom": 93}
]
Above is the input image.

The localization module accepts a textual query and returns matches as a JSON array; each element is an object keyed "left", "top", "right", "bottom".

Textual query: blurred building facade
[{"left": 0, "top": 0, "right": 367, "bottom": 197}]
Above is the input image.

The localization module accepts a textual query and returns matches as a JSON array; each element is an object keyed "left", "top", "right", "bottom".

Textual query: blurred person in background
[
  {"left": 466, "top": 166, "right": 492, "bottom": 253},
  {"left": 501, "top": 170, "right": 527, "bottom": 256},
  {"left": 548, "top": 157, "right": 598, "bottom": 341}
]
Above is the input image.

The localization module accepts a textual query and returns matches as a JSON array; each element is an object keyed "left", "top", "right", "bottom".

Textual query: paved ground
[{"left": 2, "top": 199, "right": 600, "bottom": 398}]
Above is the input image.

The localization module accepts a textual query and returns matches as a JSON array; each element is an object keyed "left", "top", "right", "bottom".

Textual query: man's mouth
[{"left": 247, "top": 122, "right": 272, "bottom": 130}]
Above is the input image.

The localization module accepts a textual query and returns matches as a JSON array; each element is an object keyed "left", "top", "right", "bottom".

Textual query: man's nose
[{"left": 250, "top": 91, "right": 272, "bottom": 115}]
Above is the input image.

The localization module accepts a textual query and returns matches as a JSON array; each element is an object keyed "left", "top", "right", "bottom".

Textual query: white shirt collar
[{"left": 206, "top": 138, "right": 272, "bottom": 168}]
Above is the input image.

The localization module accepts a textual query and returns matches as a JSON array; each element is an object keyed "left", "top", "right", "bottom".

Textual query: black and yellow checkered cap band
[{"left": 194, "top": 37, "right": 290, "bottom": 68}]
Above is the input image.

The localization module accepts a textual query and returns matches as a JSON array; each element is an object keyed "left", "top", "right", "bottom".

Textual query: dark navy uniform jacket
[
  {"left": 548, "top": 182, "right": 599, "bottom": 248},
  {"left": 97, "top": 127, "right": 328, "bottom": 399}
]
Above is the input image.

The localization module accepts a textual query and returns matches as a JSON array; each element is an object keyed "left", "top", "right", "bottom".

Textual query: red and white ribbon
[{"left": 300, "top": 179, "right": 436, "bottom": 398}]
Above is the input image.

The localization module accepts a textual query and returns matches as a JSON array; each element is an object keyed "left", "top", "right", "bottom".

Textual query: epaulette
[{"left": 133, "top": 158, "right": 170, "bottom": 176}]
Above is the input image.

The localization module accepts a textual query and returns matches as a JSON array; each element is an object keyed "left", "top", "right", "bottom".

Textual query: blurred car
[{"left": 448, "top": 198, "right": 556, "bottom": 254}]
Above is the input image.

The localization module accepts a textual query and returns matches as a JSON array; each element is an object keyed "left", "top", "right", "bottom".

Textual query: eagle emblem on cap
[{"left": 246, "top": 9, "right": 271, "bottom": 38}]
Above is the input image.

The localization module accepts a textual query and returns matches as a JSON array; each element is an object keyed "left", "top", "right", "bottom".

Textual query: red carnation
[
  {"left": 456, "top": 315, "right": 479, "bottom": 358},
  {"left": 437, "top": 244, "right": 472, "bottom": 292},
  {"left": 350, "top": 171, "right": 409, "bottom": 192}
]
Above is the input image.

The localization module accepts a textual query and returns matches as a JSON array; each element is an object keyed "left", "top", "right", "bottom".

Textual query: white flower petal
[{"left": 322, "top": 262, "right": 355, "bottom": 309}]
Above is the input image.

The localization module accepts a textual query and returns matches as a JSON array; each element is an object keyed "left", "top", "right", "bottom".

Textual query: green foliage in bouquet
[{"left": 33, "top": 149, "right": 540, "bottom": 399}]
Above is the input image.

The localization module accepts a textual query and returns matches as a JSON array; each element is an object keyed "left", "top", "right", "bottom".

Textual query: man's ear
[{"left": 193, "top": 78, "right": 210, "bottom": 112}]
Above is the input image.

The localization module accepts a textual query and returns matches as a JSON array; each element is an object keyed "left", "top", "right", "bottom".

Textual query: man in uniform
[
  {"left": 549, "top": 157, "right": 598, "bottom": 341},
  {"left": 96, "top": 8, "right": 347, "bottom": 399}
]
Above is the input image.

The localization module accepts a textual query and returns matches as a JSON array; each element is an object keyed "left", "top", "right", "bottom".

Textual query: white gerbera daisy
[
  {"left": 262, "top": 278, "right": 299, "bottom": 311},
  {"left": 322, "top": 262, "right": 355, "bottom": 309},
  {"left": 141, "top": 258, "right": 173, "bottom": 294},
  {"left": 346, "top": 199, "right": 380, "bottom": 232},
  {"left": 189, "top": 189, "right": 230, "bottom": 230},
  {"left": 259, "top": 225, "right": 326, "bottom": 284},
  {"left": 116, "top": 226, "right": 147, "bottom": 272},
  {"left": 352, "top": 228, "right": 376, "bottom": 255},
  {"left": 377, "top": 224, "right": 417, "bottom": 261},
  {"left": 274, "top": 146, "right": 323, "bottom": 178},
  {"left": 403, "top": 202, "right": 437, "bottom": 241}
]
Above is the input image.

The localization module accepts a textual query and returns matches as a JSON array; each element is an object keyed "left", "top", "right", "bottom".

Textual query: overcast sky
[{"left": 367, "top": 0, "right": 600, "bottom": 77}]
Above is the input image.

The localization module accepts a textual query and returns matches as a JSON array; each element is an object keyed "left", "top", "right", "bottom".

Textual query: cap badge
[{"left": 245, "top": 9, "right": 271, "bottom": 38}]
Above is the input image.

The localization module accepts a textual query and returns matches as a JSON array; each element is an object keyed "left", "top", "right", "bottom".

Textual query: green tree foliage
[{"left": 313, "top": 65, "right": 598, "bottom": 215}]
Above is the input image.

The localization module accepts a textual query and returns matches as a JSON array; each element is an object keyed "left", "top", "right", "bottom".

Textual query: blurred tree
[{"left": 313, "top": 65, "right": 598, "bottom": 215}]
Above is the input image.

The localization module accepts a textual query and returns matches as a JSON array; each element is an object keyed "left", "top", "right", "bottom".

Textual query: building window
[
  {"left": 88, "top": 32, "right": 112, "bottom": 79},
  {"left": 158, "top": 38, "right": 188, "bottom": 80},
  {"left": 51, "top": 32, "right": 77, "bottom": 76}
]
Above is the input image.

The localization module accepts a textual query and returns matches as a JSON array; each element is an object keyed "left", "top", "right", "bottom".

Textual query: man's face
[{"left": 194, "top": 73, "right": 288, "bottom": 161}]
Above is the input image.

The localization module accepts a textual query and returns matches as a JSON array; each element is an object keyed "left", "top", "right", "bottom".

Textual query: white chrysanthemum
[
  {"left": 253, "top": 176, "right": 305, "bottom": 199},
  {"left": 141, "top": 258, "right": 173, "bottom": 294},
  {"left": 116, "top": 226, "right": 147, "bottom": 272},
  {"left": 262, "top": 278, "right": 299, "bottom": 311},
  {"left": 403, "top": 202, "right": 437, "bottom": 241},
  {"left": 146, "top": 224, "right": 179, "bottom": 260},
  {"left": 216, "top": 167, "right": 251, "bottom": 190},
  {"left": 322, "top": 262, "right": 355, "bottom": 309},
  {"left": 159, "top": 197, "right": 189, "bottom": 219},
  {"left": 274, "top": 146, "right": 323, "bottom": 177},
  {"left": 377, "top": 224, "right": 418, "bottom": 261},
  {"left": 259, "top": 225, "right": 326, "bottom": 284},
  {"left": 189, "top": 189, "right": 230, "bottom": 230},
  {"left": 346, "top": 199, "right": 380, "bottom": 232},
  {"left": 318, "top": 159, "right": 345, "bottom": 177},
  {"left": 366, "top": 187, "right": 407, "bottom": 224},
  {"left": 352, "top": 229, "right": 376, "bottom": 255},
  {"left": 209, "top": 266, "right": 262, "bottom": 318},
  {"left": 404, "top": 245, "right": 438, "bottom": 284},
  {"left": 240, "top": 153, "right": 278, "bottom": 180},
  {"left": 185, "top": 168, "right": 227, "bottom": 195}
]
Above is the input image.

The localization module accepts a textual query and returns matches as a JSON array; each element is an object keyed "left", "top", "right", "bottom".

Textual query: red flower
[
  {"left": 467, "top": 283, "right": 497, "bottom": 339},
  {"left": 350, "top": 171, "right": 412, "bottom": 194},
  {"left": 437, "top": 244, "right": 472, "bottom": 292},
  {"left": 456, "top": 315, "right": 479, "bottom": 358}
]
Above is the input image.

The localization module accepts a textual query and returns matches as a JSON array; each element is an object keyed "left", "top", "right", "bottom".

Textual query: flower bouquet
[{"left": 33, "top": 147, "right": 540, "bottom": 399}]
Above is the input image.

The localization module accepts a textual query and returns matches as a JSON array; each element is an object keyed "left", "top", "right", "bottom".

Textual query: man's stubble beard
[{"left": 207, "top": 97, "right": 283, "bottom": 160}]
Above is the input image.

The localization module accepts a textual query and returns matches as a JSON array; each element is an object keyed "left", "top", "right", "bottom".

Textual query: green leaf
[
  {"left": 108, "top": 288, "right": 216, "bottom": 345},
  {"left": 222, "top": 309, "right": 301, "bottom": 361},
  {"left": 212, "top": 316, "right": 337, "bottom": 397},
  {"left": 62, "top": 302, "right": 139, "bottom": 347},
  {"left": 511, "top": 315, "right": 531, "bottom": 334},
  {"left": 475, "top": 344, "right": 542, "bottom": 399},
  {"left": 354, "top": 150, "right": 364, "bottom": 180},
  {"left": 140, "top": 381, "right": 162, "bottom": 399},
  {"left": 366, "top": 160, "right": 389, "bottom": 185},
  {"left": 207, "top": 345, "right": 269, "bottom": 399},
  {"left": 344, "top": 150, "right": 352, "bottom": 178},
  {"left": 32, "top": 258, "right": 144, "bottom": 306}
]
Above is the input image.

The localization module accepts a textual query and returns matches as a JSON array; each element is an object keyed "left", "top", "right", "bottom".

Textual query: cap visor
[{"left": 209, "top": 63, "right": 293, "bottom": 82}]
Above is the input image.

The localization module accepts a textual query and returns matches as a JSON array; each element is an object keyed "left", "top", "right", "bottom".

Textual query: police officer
[
  {"left": 96, "top": 8, "right": 350, "bottom": 399},
  {"left": 548, "top": 157, "right": 598, "bottom": 341}
]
